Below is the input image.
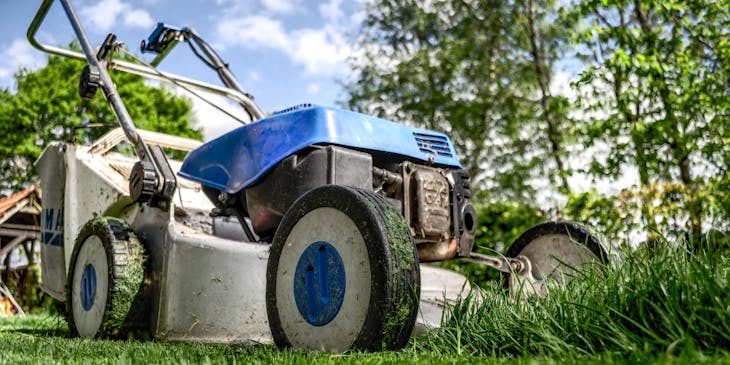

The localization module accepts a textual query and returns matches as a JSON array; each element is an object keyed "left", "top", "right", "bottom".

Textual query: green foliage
[
  {"left": 0, "top": 49, "right": 201, "bottom": 191},
  {"left": 565, "top": 184, "right": 729, "bottom": 247},
  {"left": 564, "top": 189, "right": 640, "bottom": 246},
  {"left": 565, "top": 0, "right": 730, "bottom": 239},
  {"left": 347, "top": 0, "right": 729, "bottom": 248},
  {"left": 345, "top": 0, "right": 576, "bottom": 202},
  {"left": 2, "top": 265, "right": 56, "bottom": 314},
  {"left": 473, "top": 202, "right": 546, "bottom": 254}
]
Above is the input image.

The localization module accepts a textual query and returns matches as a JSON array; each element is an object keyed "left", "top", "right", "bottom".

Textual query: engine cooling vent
[
  {"left": 413, "top": 132, "right": 453, "bottom": 158},
  {"left": 273, "top": 103, "right": 315, "bottom": 115}
]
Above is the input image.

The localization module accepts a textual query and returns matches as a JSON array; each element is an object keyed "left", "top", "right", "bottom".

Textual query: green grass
[
  {"left": 1, "top": 242, "right": 729, "bottom": 364},
  {"left": 419, "top": 241, "right": 730, "bottom": 359}
]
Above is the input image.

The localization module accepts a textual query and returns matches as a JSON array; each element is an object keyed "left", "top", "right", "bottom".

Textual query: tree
[
  {"left": 345, "top": 0, "right": 575, "bottom": 203},
  {"left": 0, "top": 50, "right": 202, "bottom": 192},
  {"left": 566, "top": 0, "right": 730, "bottom": 244},
  {"left": 346, "top": 0, "right": 729, "bottom": 247},
  {"left": 522, "top": 0, "right": 576, "bottom": 195}
]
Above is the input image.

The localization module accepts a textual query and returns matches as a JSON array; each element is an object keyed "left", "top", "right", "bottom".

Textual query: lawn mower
[{"left": 27, "top": 0, "right": 612, "bottom": 352}]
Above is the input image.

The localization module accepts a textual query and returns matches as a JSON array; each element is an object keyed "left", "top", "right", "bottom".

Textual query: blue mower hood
[{"left": 179, "top": 105, "right": 462, "bottom": 194}]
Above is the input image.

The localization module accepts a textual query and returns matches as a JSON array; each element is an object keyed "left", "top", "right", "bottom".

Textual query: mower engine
[
  {"left": 245, "top": 149, "right": 476, "bottom": 261},
  {"left": 179, "top": 105, "right": 477, "bottom": 263}
]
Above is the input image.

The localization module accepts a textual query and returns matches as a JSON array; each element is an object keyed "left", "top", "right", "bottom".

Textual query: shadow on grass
[
  {"left": 0, "top": 314, "right": 70, "bottom": 337},
  {"left": 6, "top": 326, "right": 69, "bottom": 337}
]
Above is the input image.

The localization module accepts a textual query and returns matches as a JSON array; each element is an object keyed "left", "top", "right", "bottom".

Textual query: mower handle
[
  {"left": 28, "top": 0, "right": 152, "bottom": 161},
  {"left": 28, "top": 0, "right": 183, "bottom": 205},
  {"left": 26, "top": 0, "right": 265, "bottom": 121}
]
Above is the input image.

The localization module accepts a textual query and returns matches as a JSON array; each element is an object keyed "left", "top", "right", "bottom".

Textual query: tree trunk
[
  {"left": 634, "top": 0, "right": 702, "bottom": 248},
  {"left": 527, "top": 0, "right": 571, "bottom": 195}
]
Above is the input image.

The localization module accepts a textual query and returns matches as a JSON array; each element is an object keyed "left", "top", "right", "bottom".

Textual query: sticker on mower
[{"left": 41, "top": 208, "right": 63, "bottom": 247}]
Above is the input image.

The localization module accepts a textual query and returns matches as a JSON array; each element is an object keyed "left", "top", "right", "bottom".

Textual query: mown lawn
[
  {"left": 1, "top": 314, "right": 725, "bottom": 365},
  {"left": 2, "top": 242, "right": 729, "bottom": 364}
]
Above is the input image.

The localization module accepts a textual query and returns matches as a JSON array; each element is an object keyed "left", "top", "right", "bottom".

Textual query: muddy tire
[
  {"left": 506, "top": 221, "right": 609, "bottom": 281},
  {"left": 266, "top": 185, "right": 420, "bottom": 352},
  {"left": 66, "top": 217, "right": 147, "bottom": 338}
]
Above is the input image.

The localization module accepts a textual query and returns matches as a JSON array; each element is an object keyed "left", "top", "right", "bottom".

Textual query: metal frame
[
  {"left": 27, "top": 0, "right": 265, "bottom": 206},
  {"left": 27, "top": 0, "right": 264, "bottom": 121},
  {"left": 29, "top": 0, "right": 152, "bottom": 166}
]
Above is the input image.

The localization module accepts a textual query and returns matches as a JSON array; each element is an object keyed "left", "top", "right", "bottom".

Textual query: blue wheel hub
[
  {"left": 80, "top": 264, "right": 97, "bottom": 311},
  {"left": 293, "top": 241, "right": 346, "bottom": 326}
]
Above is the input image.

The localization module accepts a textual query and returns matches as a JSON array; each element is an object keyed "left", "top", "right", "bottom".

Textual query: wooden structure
[{"left": 0, "top": 188, "right": 41, "bottom": 315}]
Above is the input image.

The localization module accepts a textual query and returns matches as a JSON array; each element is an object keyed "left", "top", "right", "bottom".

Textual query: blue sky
[{"left": 0, "top": 0, "right": 364, "bottom": 138}]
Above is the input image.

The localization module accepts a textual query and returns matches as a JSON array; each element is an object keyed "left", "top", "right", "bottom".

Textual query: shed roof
[{"left": 0, "top": 188, "right": 41, "bottom": 225}]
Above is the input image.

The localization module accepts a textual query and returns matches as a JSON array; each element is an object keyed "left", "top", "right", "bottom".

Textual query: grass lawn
[
  {"left": 1, "top": 243, "right": 729, "bottom": 364},
  {"left": 1, "top": 314, "right": 726, "bottom": 364}
]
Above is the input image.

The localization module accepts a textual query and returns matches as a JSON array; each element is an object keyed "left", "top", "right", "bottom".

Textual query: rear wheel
[
  {"left": 66, "top": 217, "right": 147, "bottom": 338},
  {"left": 506, "top": 221, "right": 609, "bottom": 281},
  {"left": 266, "top": 185, "right": 420, "bottom": 352}
]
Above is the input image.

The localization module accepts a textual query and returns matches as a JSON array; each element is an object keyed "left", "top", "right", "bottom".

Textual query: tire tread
[{"left": 66, "top": 217, "right": 147, "bottom": 339}]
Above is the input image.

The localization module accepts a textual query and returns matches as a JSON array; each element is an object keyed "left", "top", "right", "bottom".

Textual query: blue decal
[
  {"left": 293, "top": 242, "right": 346, "bottom": 326},
  {"left": 44, "top": 208, "right": 53, "bottom": 230},
  {"left": 80, "top": 264, "right": 97, "bottom": 311},
  {"left": 41, "top": 208, "right": 63, "bottom": 246},
  {"left": 55, "top": 209, "right": 63, "bottom": 231}
]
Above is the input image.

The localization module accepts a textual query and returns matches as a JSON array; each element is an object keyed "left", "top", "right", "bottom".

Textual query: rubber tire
[
  {"left": 266, "top": 185, "right": 420, "bottom": 352},
  {"left": 506, "top": 221, "right": 609, "bottom": 280},
  {"left": 66, "top": 217, "right": 147, "bottom": 338}
]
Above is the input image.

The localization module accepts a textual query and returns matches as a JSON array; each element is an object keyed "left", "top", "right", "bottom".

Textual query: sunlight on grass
[
  {"left": 1, "top": 241, "right": 728, "bottom": 364},
  {"left": 418, "top": 240, "right": 730, "bottom": 360}
]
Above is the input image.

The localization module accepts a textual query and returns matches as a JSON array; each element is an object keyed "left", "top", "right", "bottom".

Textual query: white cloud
[
  {"left": 262, "top": 0, "right": 300, "bottom": 13},
  {"left": 306, "top": 82, "right": 321, "bottom": 95},
  {"left": 350, "top": 7, "right": 366, "bottom": 25},
  {"left": 79, "top": 0, "right": 154, "bottom": 33},
  {"left": 124, "top": 9, "right": 155, "bottom": 29},
  {"left": 216, "top": 16, "right": 352, "bottom": 77},
  {"left": 142, "top": 81, "right": 248, "bottom": 141},
  {"left": 218, "top": 16, "right": 290, "bottom": 50},
  {"left": 0, "top": 39, "right": 46, "bottom": 82},
  {"left": 319, "top": 0, "right": 344, "bottom": 23},
  {"left": 80, "top": 0, "right": 126, "bottom": 32},
  {"left": 180, "top": 88, "right": 251, "bottom": 141},
  {"left": 246, "top": 70, "right": 261, "bottom": 85},
  {"left": 290, "top": 28, "right": 351, "bottom": 75}
]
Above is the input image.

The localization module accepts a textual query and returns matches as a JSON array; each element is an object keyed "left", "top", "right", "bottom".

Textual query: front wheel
[
  {"left": 66, "top": 217, "right": 147, "bottom": 338},
  {"left": 266, "top": 185, "right": 420, "bottom": 352}
]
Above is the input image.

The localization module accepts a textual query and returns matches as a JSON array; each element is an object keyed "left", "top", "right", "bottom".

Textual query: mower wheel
[
  {"left": 506, "top": 221, "right": 610, "bottom": 281},
  {"left": 266, "top": 185, "right": 420, "bottom": 352},
  {"left": 66, "top": 217, "right": 147, "bottom": 338}
]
